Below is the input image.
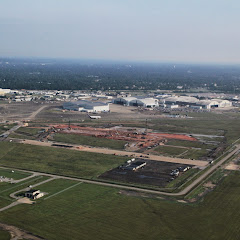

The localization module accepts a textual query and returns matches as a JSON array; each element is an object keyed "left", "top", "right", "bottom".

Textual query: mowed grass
[
  {"left": 166, "top": 139, "right": 216, "bottom": 149},
  {"left": 0, "top": 142, "right": 128, "bottom": 179},
  {"left": 0, "top": 229, "right": 10, "bottom": 240},
  {"left": 53, "top": 133, "right": 127, "bottom": 150},
  {"left": 154, "top": 145, "right": 187, "bottom": 156},
  {"left": 0, "top": 172, "right": 240, "bottom": 240},
  {"left": 0, "top": 176, "right": 49, "bottom": 208},
  {"left": 0, "top": 168, "right": 31, "bottom": 180}
]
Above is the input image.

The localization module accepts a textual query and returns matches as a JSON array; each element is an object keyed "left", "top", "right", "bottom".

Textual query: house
[{"left": 25, "top": 189, "right": 44, "bottom": 200}]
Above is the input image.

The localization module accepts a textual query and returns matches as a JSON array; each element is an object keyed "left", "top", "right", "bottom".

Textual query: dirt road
[
  {"left": 21, "top": 139, "right": 208, "bottom": 167},
  {"left": 0, "top": 222, "right": 44, "bottom": 240},
  {"left": 26, "top": 105, "right": 48, "bottom": 120}
]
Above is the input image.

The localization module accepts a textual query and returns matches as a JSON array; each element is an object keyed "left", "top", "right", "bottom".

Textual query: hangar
[
  {"left": 63, "top": 100, "right": 109, "bottom": 112},
  {"left": 113, "top": 97, "right": 158, "bottom": 108},
  {"left": 196, "top": 99, "right": 232, "bottom": 109}
]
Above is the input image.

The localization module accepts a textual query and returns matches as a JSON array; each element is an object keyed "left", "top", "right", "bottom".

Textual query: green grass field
[
  {"left": 53, "top": 133, "right": 127, "bottom": 150},
  {"left": 0, "top": 142, "right": 128, "bottom": 179},
  {"left": 0, "top": 176, "right": 49, "bottom": 208},
  {"left": 0, "top": 229, "right": 10, "bottom": 240},
  {"left": 165, "top": 139, "right": 216, "bottom": 149},
  {"left": 0, "top": 168, "right": 31, "bottom": 180},
  {"left": 9, "top": 127, "right": 43, "bottom": 140},
  {"left": 154, "top": 145, "right": 187, "bottom": 156},
  {"left": 0, "top": 172, "right": 240, "bottom": 240}
]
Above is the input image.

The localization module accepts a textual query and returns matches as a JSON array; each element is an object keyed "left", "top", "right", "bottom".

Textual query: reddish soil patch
[{"left": 51, "top": 124, "right": 197, "bottom": 149}]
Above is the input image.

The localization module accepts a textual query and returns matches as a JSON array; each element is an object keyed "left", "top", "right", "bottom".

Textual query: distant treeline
[{"left": 0, "top": 58, "right": 240, "bottom": 92}]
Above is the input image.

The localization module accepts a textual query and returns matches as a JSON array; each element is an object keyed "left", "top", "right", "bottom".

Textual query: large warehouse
[
  {"left": 63, "top": 100, "right": 109, "bottom": 112},
  {"left": 113, "top": 97, "right": 159, "bottom": 108},
  {"left": 195, "top": 99, "right": 232, "bottom": 109},
  {"left": 162, "top": 96, "right": 232, "bottom": 109}
]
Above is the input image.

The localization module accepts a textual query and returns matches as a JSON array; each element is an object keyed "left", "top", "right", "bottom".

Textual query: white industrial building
[
  {"left": 63, "top": 100, "right": 109, "bottom": 113},
  {"left": 163, "top": 96, "right": 199, "bottom": 106},
  {"left": 162, "top": 96, "right": 232, "bottom": 109},
  {"left": 113, "top": 97, "right": 158, "bottom": 108},
  {"left": 0, "top": 88, "right": 11, "bottom": 96},
  {"left": 195, "top": 99, "right": 232, "bottom": 109}
]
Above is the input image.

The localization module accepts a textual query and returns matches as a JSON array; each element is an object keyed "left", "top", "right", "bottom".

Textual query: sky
[{"left": 0, "top": 0, "right": 240, "bottom": 63}]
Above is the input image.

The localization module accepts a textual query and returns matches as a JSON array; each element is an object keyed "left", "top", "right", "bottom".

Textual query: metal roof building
[
  {"left": 63, "top": 100, "right": 109, "bottom": 112},
  {"left": 113, "top": 97, "right": 158, "bottom": 108}
]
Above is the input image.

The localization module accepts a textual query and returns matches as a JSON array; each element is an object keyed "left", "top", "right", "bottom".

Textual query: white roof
[{"left": 165, "top": 96, "right": 198, "bottom": 103}]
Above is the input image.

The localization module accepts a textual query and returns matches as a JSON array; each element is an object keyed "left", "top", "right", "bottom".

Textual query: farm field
[
  {"left": 0, "top": 172, "right": 240, "bottom": 240},
  {"left": 0, "top": 142, "right": 128, "bottom": 179},
  {"left": 53, "top": 133, "right": 127, "bottom": 150}
]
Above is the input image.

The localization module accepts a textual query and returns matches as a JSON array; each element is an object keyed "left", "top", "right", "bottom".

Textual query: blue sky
[{"left": 0, "top": 0, "right": 239, "bottom": 63}]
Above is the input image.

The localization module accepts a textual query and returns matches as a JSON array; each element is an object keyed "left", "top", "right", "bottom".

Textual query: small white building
[{"left": 164, "top": 104, "right": 179, "bottom": 109}]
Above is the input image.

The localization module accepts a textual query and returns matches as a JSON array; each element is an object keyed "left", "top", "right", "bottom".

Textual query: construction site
[{"left": 48, "top": 124, "right": 197, "bottom": 151}]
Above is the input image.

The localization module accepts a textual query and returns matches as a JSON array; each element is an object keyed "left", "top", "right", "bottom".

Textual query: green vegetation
[
  {"left": 37, "top": 179, "right": 78, "bottom": 199},
  {"left": 0, "top": 142, "right": 127, "bottom": 179},
  {"left": 0, "top": 176, "right": 49, "bottom": 208},
  {"left": 0, "top": 123, "right": 17, "bottom": 135},
  {"left": 53, "top": 133, "right": 127, "bottom": 150},
  {"left": 151, "top": 112, "right": 240, "bottom": 144},
  {"left": 166, "top": 168, "right": 199, "bottom": 188},
  {"left": 0, "top": 168, "right": 31, "bottom": 180},
  {"left": 0, "top": 172, "right": 240, "bottom": 239},
  {"left": 0, "top": 229, "right": 10, "bottom": 240},
  {"left": 182, "top": 148, "right": 208, "bottom": 160},
  {"left": 166, "top": 139, "right": 216, "bottom": 149},
  {"left": 9, "top": 127, "right": 42, "bottom": 140},
  {"left": 154, "top": 145, "right": 187, "bottom": 156}
]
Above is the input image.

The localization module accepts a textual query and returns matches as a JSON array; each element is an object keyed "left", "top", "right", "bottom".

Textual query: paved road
[
  {"left": 1, "top": 145, "right": 238, "bottom": 197},
  {"left": 21, "top": 139, "right": 208, "bottom": 167},
  {"left": 178, "top": 144, "right": 240, "bottom": 195},
  {"left": 0, "top": 105, "right": 47, "bottom": 141},
  {"left": 10, "top": 177, "right": 57, "bottom": 199},
  {"left": 0, "top": 201, "right": 21, "bottom": 212}
]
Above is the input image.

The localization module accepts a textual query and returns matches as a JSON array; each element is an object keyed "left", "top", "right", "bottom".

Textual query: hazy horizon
[{"left": 1, "top": 0, "right": 240, "bottom": 64}]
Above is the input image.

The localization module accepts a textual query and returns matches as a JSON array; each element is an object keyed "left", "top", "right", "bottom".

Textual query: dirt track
[
  {"left": 21, "top": 139, "right": 208, "bottom": 166},
  {"left": 0, "top": 222, "right": 44, "bottom": 240}
]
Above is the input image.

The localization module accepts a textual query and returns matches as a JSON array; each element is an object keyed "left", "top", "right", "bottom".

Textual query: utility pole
[{"left": 145, "top": 119, "right": 148, "bottom": 134}]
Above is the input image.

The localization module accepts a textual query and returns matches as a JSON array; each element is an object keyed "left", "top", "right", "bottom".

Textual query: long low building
[
  {"left": 162, "top": 96, "right": 232, "bottom": 109},
  {"left": 63, "top": 100, "right": 109, "bottom": 113}
]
